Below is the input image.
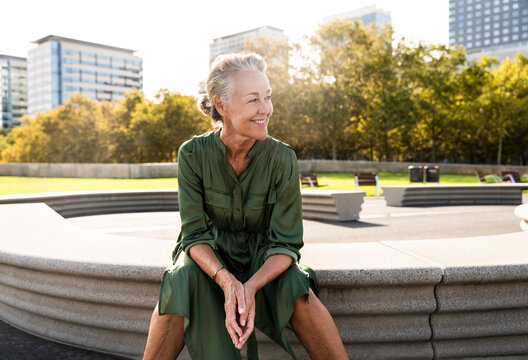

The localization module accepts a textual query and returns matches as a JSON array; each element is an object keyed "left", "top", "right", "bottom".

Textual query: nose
[{"left": 258, "top": 99, "right": 272, "bottom": 115}]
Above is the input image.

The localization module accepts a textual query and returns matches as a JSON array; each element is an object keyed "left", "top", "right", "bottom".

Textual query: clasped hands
[{"left": 216, "top": 271, "right": 257, "bottom": 350}]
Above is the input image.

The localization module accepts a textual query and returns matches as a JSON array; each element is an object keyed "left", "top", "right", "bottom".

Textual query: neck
[{"left": 219, "top": 127, "right": 256, "bottom": 160}]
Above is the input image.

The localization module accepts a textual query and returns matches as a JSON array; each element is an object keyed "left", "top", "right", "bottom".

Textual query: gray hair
[{"left": 198, "top": 52, "right": 267, "bottom": 122}]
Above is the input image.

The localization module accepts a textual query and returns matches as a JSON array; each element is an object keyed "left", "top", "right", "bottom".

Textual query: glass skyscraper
[
  {"left": 449, "top": 0, "right": 528, "bottom": 60},
  {"left": 209, "top": 26, "right": 286, "bottom": 63},
  {"left": 28, "top": 35, "right": 143, "bottom": 117},
  {"left": 0, "top": 54, "right": 27, "bottom": 129},
  {"left": 323, "top": 5, "right": 392, "bottom": 28}
]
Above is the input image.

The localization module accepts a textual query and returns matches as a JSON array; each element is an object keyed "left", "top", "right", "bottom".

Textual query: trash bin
[
  {"left": 425, "top": 165, "right": 440, "bottom": 183},
  {"left": 409, "top": 165, "right": 424, "bottom": 183}
]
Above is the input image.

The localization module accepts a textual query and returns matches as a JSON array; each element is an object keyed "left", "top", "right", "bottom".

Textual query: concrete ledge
[
  {"left": 515, "top": 203, "right": 528, "bottom": 231},
  {"left": 1, "top": 198, "right": 528, "bottom": 358},
  {"left": 383, "top": 184, "right": 528, "bottom": 206},
  {"left": 0, "top": 189, "right": 362, "bottom": 222}
]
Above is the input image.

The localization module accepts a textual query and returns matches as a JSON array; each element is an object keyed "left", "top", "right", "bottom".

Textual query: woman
[{"left": 143, "top": 53, "right": 347, "bottom": 360}]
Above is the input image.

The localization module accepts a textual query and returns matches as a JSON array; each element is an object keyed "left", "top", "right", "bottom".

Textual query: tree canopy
[{"left": 1, "top": 21, "right": 528, "bottom": 165}]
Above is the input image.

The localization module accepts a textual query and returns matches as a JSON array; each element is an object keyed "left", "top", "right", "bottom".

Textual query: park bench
[
  {"left": 475, "top": 171, "right": 502, "bottom": 183},
  {"left": 501, "top": 170, "right": 523, "bottom": 183},
  {"left": 299, "top": 173, "right": 330, "bottom": 189},
  {"left": 354, "top": 172, "right": 380, "bottom": 197}
]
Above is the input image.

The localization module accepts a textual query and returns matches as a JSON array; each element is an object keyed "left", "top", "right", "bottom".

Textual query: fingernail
[{"left": 241, "top": 319, "right": 246, "bottom": 326}]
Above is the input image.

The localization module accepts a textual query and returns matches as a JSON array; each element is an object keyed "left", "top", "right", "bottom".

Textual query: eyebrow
[{"left": 244, "top": 89, "right": 272, "bottom": 96}]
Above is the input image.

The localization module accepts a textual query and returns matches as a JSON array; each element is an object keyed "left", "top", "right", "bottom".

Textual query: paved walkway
[
  {"left": 2, "top": 196, "right": 525, "bottom": 359},
  {"left": 0, "top": 320, "right": 125, "bottom": 360}
]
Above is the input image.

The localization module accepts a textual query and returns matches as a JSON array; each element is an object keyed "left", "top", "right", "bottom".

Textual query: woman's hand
[{"left": 216, "top": 271, "right": 247, "bottom": 349}]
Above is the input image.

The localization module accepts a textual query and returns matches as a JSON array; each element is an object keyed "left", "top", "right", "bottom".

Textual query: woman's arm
[{"left": 188, "top": 244, "right": 247, "bottom": 349}]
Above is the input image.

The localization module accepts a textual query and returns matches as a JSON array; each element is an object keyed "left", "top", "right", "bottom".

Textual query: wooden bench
[
  {"left": 475, "top": 171, "right": 502, "bottom": 183},
  {"left": 299, "top": 173, "right": 329, "bottom": 189},
  {"left": 354, "top": 172, "right": 380, "bottom": 197},
  {"left": 501, "top": 170, "right": 522, "bottom": 183}
]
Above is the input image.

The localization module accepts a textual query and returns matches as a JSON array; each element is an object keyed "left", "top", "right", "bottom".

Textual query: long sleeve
[
  {"left": 264, "top": 147, "right": 304, "bottom": 262},
  {"left": 177, "top": 139, "right": 217, "bottom": 254}
]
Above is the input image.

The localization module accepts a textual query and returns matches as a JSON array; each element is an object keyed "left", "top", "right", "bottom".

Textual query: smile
[{"left": 250, "top": 120, "right": 266, "bottom": 124}]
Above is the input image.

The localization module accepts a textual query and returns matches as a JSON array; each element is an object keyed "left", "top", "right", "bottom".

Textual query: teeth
[{"left": 252, "top": 120, "right": 265, "bottom": 124}]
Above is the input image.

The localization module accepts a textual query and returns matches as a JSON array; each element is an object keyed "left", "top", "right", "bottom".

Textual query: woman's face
[{"left": 220, "top": 70, "right": 273, "bottom": 142}]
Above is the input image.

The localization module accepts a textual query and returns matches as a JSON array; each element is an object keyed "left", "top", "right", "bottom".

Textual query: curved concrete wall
[
  {"left": 2, "top": 161, "right": 527, "bottom": 178},
  {"left": 516, "top": 204, "right": 528, "bottom": 231},
  {"left": 1, "top": 193, "right": 528, "bottom": 359}
]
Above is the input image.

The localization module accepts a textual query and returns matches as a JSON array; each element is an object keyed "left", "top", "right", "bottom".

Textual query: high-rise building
[
  {"left": 449, "top": 0, "right": 528, "bottom": 61},
  {"left": 27, "top": 35, "right": 143, "bottom": 117},
  {"left": 323, "top": 5, "right": 392, "bottom": 27},
  {"left": 0, "top": 54, "right": 27, "bottom": 129},
  {"left": 209, "top": 26, "right": 286, "bottom": 63}
]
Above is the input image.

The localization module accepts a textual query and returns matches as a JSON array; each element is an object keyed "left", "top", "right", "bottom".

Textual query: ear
[{"left": 213, "top": 95, "right": 227, "bottom": 117}]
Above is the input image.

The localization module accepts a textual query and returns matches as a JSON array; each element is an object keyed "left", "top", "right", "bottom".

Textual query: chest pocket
[
  {"left": 204, "top": 188, "right": 231, "bottom": 227},
  {"left": 205, "top": 189, "right": 231, "bottom": 208}
]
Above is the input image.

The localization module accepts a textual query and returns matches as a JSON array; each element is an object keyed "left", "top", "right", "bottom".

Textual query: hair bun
[{"left": 198, "top": 94, "right": 212, "bottom": 117}]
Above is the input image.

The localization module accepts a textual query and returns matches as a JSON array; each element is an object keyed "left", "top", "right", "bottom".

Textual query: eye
[
  {"left": 248, "top": 98, "right": 257, "bottom": 103},
  {"left": 266, "top": 96, "right": 272, "bottom": 101}
]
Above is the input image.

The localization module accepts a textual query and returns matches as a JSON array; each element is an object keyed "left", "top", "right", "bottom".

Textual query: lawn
[
  {"left": 0, "top": 172, "right": 480, "bottom": 196},
  {"left": 0, "top": 176, "right": 178, "bottom": 195}
]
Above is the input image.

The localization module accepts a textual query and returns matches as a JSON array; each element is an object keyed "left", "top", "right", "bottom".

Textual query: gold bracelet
[{"left": 212, "top": 265, "right": 225, "bottom": 281}]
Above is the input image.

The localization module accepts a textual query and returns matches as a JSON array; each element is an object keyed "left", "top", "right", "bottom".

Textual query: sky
[{"left": 1, "top": 0, "right": 449, "bottom": 99}]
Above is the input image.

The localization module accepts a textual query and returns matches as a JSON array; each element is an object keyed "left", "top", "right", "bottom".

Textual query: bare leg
[
  {"left": 143, "top": 303, "right": 185, "bottom": 360},
  {"left": 290, "top": 289, "right": 348, "bottom": 360}
]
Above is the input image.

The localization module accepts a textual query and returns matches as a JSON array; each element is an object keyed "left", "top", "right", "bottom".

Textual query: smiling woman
[{"left": 142, "top": 53, "right": 348, "bottom": 360}]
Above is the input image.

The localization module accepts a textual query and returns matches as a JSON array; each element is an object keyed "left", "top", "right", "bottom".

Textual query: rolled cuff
[
  {"left": 183, "top": 239, "right": 217, "bottom": 254},
  {"left": 264, "top": 247, "right": 300, "bottom": 263}
]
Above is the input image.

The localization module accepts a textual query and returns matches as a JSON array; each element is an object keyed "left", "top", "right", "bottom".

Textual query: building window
[
  {"left": 494, "top": 22, "right": 500, "bottom": 28},
  {"left": 513, "top": 18, "right": 519, "bottom": 25},
  {"left": 484, "top": 39, "right": 491, "bottom": 45},
  {"left": 502, "top": 35, "right": 510, "bottom": 42},
  {"left": 493, "top": 37, "right": 500, "bottom": 44},
  {"left": 485, "top": 23, "right": 491, "bottom": 30},
  {"left": 512, "top": 34, "right": 519, "bottom": 40},
  {"left": 475, "top": 40, "right": 482, "bottom": 46},
  {"left": 468, "top": 27, "right": 474, "bottom": 33},
  {"left": 503, "top": 20, "right": 510, "bottom": 26}
]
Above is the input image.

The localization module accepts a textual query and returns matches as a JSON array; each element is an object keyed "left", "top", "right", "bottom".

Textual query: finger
[
  {"left": 236, "top": 285, "right": 247, "bottom": 326},
  {"left": 239, "top": 303, "right": 255, "bottom": 345},
  {"left": 225, "top": 300, "right": 243, "bottom": 338},
  {"left": 225, "top": 321, "right": 239, "bottom": 346}
]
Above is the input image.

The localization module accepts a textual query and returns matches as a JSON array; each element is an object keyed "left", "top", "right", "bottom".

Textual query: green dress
[{"left": 158, "top": 129, "right": 317, "bottom": 360}]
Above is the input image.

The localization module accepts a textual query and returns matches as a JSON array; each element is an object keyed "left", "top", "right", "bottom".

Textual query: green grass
[
  {"left": 0, "top": 176, "right": 178, "bottom": 195},
  {"left": 313, "top": 172, "right": 479, "bottom": 196},
  {"left": 0, "top": 172, "right": 507, "bottom": 197}
]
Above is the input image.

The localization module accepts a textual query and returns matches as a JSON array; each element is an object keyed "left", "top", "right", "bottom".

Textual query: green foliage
[
  {"left": 244, "top": 21, "right": 528, "bottom": 166},
  {"left": 3, "top": 21, "right": 528, "bottom": 165},
  {"left": 1, "top": 90, "right": 212, "bottom": 163}
]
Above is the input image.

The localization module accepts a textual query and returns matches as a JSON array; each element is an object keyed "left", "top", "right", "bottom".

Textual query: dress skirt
[{"left": 158, "top": 244, "right": 317, "bottom": 360}]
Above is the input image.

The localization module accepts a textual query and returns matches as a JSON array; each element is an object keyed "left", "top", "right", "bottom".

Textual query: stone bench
[
  {"left": 382, "top": 184, "right": 528, "bottom": 207},
  {"left": 0, "top": 189, "right": 364, "bottom": 222},
  {"left": 1, "top": 201, "right": 528, "bottom": 359}
]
